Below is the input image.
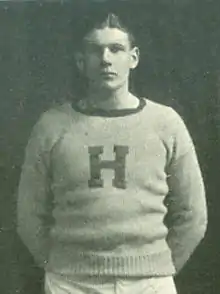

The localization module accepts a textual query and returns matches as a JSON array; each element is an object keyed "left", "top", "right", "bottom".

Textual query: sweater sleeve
[
  {"left": 164, "top": 109, "right": 208, "bottom": 274},
  {"left": 17, "top": 114, "right": 54, "bottom": 268}
]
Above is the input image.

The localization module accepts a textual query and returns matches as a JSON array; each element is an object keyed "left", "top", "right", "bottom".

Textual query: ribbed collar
[{"left": 72, "top": 97, "right": 146, "bottom": 117}]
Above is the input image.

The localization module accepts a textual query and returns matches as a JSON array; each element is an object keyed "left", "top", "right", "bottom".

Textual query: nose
[{"left": 101, "top": 48, "right": 112, "bottom": 64}]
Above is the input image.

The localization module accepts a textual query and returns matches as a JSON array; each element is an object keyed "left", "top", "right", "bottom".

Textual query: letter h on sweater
[{"left": 88, "top": 145, "right": 129, "bottom": 189}]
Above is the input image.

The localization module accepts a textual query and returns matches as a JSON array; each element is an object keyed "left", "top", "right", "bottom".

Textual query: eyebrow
[{"left": 83, "top": 41, "right": 127, "bottom": 48}]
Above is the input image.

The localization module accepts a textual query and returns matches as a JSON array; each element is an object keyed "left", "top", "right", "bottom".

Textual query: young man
[{"left": 17, "top": 11, "right": 207, "bottom": 294}]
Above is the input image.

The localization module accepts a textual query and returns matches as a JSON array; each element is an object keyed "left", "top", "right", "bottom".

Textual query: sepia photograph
[{"left": 0, "top": 0, "right": 219, "bottom": 293}]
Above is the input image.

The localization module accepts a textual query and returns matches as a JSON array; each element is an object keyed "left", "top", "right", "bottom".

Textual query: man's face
[{"left": 76, "top": 27, "right": 139, "bottom": 91}]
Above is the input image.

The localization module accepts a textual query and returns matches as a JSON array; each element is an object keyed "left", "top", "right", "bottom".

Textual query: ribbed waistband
[{"left": 46, "top": 245, "right": 176, "bottom": 277}]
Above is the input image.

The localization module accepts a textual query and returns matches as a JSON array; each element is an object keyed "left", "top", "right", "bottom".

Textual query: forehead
[{"left": 84, "top": 27, "right": 130, "bottom": 47}]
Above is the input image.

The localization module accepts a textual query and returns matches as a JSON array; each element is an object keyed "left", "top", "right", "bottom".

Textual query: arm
[
  {"left": 17, "top": 116, "right": 53, "bottom": 268},
  {"left": 165, "top": 111, "right": 208, "bottom": 274}
]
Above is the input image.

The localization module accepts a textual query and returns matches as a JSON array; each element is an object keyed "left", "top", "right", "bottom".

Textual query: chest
[{"left": 50, "top": 119, "right": 168, "bottom": 187}]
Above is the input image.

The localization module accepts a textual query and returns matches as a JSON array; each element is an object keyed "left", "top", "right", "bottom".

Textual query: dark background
[{"left": 0, "top": 1, "right": 220, "bottom": 293}]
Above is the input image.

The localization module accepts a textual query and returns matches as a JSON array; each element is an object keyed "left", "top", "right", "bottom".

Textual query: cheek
[
  {"left": 83, "top": 56, "right": 100, "bottom": 75},
  {"left": 85, "top": 52, "right": 100, "bottom": 64},
  {"left": 117, "top": 57, "right": 131, "bottom": 72}
]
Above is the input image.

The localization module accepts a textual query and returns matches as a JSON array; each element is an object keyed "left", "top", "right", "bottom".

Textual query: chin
[
  {"left": 100, "top": 81, "right": 122, "bottom": 91},
  {"left": 101, "top": 85, "right": 118, "bottom": 91}
]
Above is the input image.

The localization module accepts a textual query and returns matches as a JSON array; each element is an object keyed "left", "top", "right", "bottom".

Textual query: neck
[{"left": 84, "top": 82, "right": 139, "bottom": 110}]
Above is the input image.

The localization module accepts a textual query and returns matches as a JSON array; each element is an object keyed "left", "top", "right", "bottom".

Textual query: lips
[{"left": 100, "top": 71, "right": 117, "bottom": 75}]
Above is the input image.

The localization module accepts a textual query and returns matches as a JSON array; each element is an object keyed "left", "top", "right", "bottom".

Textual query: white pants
[{"left": 44, "top": 272, "right": 177, "bottom": 294}]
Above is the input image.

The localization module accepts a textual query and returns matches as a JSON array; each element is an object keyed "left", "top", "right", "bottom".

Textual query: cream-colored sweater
[{"left": 17, "top": 98, "right": 207, "bottom": 277}]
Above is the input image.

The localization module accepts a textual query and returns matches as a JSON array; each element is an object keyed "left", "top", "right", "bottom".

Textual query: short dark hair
[{"left": 74, "top": 8, "right": 136, "bottom": 51}]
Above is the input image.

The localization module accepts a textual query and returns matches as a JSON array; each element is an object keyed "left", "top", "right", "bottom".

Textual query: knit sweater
[{"left": 17, "top": 98, "right": 207, "bottom": 277}]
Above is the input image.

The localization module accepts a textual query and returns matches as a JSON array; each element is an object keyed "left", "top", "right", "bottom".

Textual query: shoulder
[
  {"left": 144, "top": 98, "right": 184, "bottom": 128},
  {"left": 33, "top": 102, "right": 72, "bottom": 134},
  {"left": 28, "top": 102, "right": 73, "bottom": 148},
  {"left": 144, "top": 98, "right": 194, "bottom": 158}
]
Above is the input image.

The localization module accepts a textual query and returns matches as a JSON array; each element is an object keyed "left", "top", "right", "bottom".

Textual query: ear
[
  {"left": 74, "top": 52, "right": 84, "bottom": 72},
  {"left": 129, "top": 46, "right": 140, "bottom": 69}
]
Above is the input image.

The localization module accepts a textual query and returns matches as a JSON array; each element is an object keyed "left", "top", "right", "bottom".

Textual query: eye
[
  {"left": 84, "top": 43, "right": 102, "bottom": 54},
  {"left": 109, "top": 44, "right": 125, "bottom": 53}
]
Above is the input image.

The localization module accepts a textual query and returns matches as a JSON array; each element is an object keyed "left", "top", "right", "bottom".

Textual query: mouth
[{"left": 100, "top": 72, "right": 117, "bottom": 78}]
